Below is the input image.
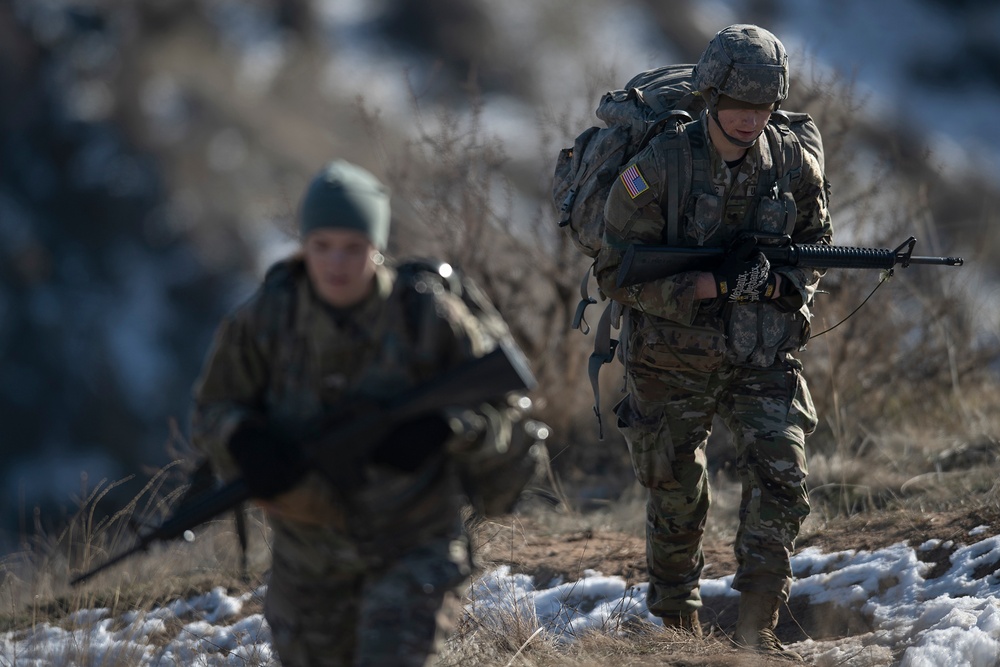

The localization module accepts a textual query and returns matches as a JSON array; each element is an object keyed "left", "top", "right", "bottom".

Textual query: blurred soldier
[
  {"left": 596, "top": 25, "right": 833, "bottom": 660},
  {"left": 191, "top": 159, "right": 543, "bottom": 666}
]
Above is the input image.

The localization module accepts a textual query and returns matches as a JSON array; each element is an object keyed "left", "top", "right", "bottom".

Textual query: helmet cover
[{"left": 694, "top": 24, "right": 789, "bottom": 105}]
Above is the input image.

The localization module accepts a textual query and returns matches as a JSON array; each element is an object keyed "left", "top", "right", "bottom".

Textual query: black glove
[
  {"left": 369, "top": 412, "right": 456, "bottom": 472},
  {"left": 713, "top": 236, "right": 777, "bottom": 303},
  {"left": 227, "top": 417, "right": 306, "bottom": 499}
]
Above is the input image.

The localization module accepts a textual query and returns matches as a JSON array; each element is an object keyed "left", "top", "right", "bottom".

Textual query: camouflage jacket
[
  {"left": 191, "top": 257, "right": 520, "bottom": 561},
  {"left": 596, "top": 113, "right": 834, "bottom": 373}
]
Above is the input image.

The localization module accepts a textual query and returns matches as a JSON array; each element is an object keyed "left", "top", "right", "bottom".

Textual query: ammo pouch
[
  {"left": 756, "top": 189, "right": 797, "bottom": 235},
  {"left": 630, "top": 316, "right": 726, "bottom": 374},
  {"left": 689, "top": 193, "right": 722, "bottom": 245},
  {"left": 726, "top": 303, "right": 811, "bottom": 368}
]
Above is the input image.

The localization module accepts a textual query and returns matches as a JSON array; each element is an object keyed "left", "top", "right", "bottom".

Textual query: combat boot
[
  {"left": 659, "top": 610, "right": 702, "bottom": 638},
  {"left": 733, "top": 592, "right": 802, "bottom": 662}
]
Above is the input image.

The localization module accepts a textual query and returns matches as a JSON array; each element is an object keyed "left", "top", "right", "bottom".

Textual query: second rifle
[{"left": 71, "top": 339, "right": 537, "bottom": 586}]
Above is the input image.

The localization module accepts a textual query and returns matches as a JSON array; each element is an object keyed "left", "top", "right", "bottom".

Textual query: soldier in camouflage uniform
[
  {"left": 191, "top": 160, "right": 541, "bottom": 666},
  {"left": 596, "top": 25, "right": 833, "bottom": 660}
]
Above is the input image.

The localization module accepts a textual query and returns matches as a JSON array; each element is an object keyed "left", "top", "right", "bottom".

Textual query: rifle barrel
[
  {"left": 71, "top": 479, "right": 251, "bottom": 587},
  {"left": 903, "top": 256, "right": 964, "bottom": 266},
  {"left": 71, "top": 545, "right": 146, "bottom": 586},
  {"left": 617, "top": 239, "right": 965, "bottom": 288},
  {"left": 781, "top": 244, "right": 964, "bottom": 269}
]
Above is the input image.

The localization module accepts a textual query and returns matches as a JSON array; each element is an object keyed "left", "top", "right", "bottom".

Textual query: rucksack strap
[
  {"left": 588, "top": 301, "right": 619, "bottom": 440},
  {"left": 763, "top": 121, "right": 803, "bottom": 236},
  {"left": 570, "top": 263, "right": 621, "bottom": 440},
  {"left": 571, "top": 263, "right": 598, "bottom": 334},
  {"left": 663, "top": 121, "right": 697, "bottom": 246},
  {"left": 665, "top": 137, "right": 681, "bottom": 246}
]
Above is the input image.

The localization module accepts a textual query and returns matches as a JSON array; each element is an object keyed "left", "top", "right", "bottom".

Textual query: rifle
[
  {"left": 71, "top": 339, "right": 536, "bottom": 586},
  {"left": 616, "top": 233, "right": 964, "bottom": 289}
]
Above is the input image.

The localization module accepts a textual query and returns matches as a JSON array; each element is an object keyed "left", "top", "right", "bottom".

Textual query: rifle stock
[
  {"left": 616, "top": 235, "right": 964, "bottom": 288},
  {"left": 71, "top": 340, "right": 536, "bottom": 586}
]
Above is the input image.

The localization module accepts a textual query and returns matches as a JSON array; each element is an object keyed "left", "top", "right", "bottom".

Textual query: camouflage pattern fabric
[
  {"left": 597, "top": 113, "right": 832, "bottom": 338},
  {"left": 693, "top": 24, "right": 789, "bottom": 105},
  {"left": 596, "top": 111, "right": 831, "bottom": 616},
  {"left": 191, "top": 258, "right": 525, "bottom": 666},
  {"left": 616, "top": 361, "right": 816, "bottom": 614},
  {"left": 264, "top": 532, "right": 470, "bottom": 667}
]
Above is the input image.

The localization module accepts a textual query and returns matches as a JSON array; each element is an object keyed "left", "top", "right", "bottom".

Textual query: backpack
[
  {"left": 553, "top": 65, "right": 705, "bottom": 258},
  {"left": 552, "top": 64, "right": 827, "bottom": 437},
  {"left": 552, "top": 64, "right": 826, "bottom": 260}
]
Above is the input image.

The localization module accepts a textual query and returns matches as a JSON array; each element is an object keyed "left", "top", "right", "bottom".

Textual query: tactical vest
[
  {"left": 663, "top": 114, "right": 801, "bottom": 248},
  {"left": 631, "top": 115, "right": 810, "bottom": 369},
  {"left": 588, "top": 115, "right": 811, "bottom": 434}
]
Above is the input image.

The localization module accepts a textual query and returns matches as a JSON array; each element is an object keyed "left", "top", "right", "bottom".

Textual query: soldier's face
[
  {"left": 714, "top": 105, "right": 773, "bottom": 146},
  {"left": 303, "top": 228, "right": 379, "bottom": 307}
]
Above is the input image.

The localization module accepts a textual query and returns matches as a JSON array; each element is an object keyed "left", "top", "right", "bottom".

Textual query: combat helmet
[
  {"left": 694, "top": 24, "right": 788, "bottom": 105},
  {"left": 694, "top": 24, "right": 788, "bottom": 147}
]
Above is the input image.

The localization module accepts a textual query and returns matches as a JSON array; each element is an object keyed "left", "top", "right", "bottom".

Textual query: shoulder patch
[{"left": 620, "top": 163, "right": 650, "bottom": 199}]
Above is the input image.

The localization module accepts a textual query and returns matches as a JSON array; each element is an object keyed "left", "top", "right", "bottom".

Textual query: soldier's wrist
[{"left": 696, "top": 272, "right": 719, "bottom": 299}]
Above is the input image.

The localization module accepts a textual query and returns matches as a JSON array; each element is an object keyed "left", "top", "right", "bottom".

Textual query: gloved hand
[
  {"left": 227, "top": 417, "right": 306, "bottom": 499},
  {"left": 713, "top": 236, "right": 777, "bottom": 303},
  {"left": 369, "top": 412, "right": 456, "bottom": 472}
]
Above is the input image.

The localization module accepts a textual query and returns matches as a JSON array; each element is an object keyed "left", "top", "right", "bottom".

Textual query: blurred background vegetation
[{"left": 2, "top": 0, "right": 998, "bottom": 549}]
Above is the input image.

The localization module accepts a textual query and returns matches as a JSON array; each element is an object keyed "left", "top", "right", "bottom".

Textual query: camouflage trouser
[
  {"left": 264, "top": 530, "right": 470, "bottom": 667},
  {"left": 615, "top": 360, "right": 817, "bottom": 616}
]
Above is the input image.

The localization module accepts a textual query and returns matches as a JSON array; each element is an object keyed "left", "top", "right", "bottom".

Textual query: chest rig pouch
[
  {"left": 676, "top": 119, "right": 798, "bottom": 246},
  {"left": 755, "top": 122, "right": 799, "bottom": 237}
]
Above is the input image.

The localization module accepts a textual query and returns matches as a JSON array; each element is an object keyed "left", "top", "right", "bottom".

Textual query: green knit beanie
[{"left": 298, "top": 160, "right": 391, "bottom": 250}]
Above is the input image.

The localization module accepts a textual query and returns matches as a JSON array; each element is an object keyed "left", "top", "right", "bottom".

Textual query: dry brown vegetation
[
  {"left": 5, "top": 452, "right": 1000, "bottom": 665},
  {"left": 4, "top": 2, "right": 1000, "bottom": 665}
]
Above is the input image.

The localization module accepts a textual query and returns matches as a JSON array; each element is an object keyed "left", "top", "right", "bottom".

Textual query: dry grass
[
  {"left": 1, "top": 464, "right": 270, "bottom": 627},
  {"left": 1, "top": 470, "right": 273, "bottom": 666},
  {"left": 3, "top": 449, "right": 1000, "bottom": 666},
  {"left": 439, "top": 620, "right": 781, "bottom": 667}
]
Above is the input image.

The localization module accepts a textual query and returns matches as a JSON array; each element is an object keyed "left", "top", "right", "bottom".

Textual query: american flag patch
[{"left": 620, "top": 164, "right": 650, "bottom": 199}]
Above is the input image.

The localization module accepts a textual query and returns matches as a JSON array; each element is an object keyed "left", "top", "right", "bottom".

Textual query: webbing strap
[
  {"left": 571, "top": 264, "right": 598, "bottom": 334},
  {"left": 764, "top": 122, "right": 801, "bottom": 236},
  {"left": 571, "top": 262, "right": 617, "bottom": 438},
  {"left": 770, "top": 124, "right": 785, "bottom": 185},
  {"left": 687, "top": 121, "right": 709, "bottom": 225},
  {"left": 666, "top": 140, "right": 680, "bottom": 246},
  {"left": 588, "top": 302, "right": 619, "bottom": 440}
]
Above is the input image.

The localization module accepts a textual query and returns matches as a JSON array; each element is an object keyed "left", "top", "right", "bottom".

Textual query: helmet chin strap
[{"left": 706, "top": 90, "right": 760, "bottom": 149}]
